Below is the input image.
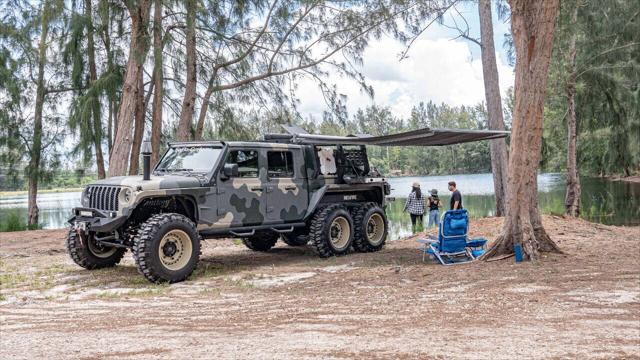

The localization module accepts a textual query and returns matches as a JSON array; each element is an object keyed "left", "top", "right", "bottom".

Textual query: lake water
[{"left": 1, "top": 173, "right": 638, "bottom": 239}]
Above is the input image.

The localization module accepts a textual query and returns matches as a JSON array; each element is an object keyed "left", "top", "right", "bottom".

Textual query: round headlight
[
  {"left": 123, "top": 188, "right": 133, "bottom": 204},
  {"left": 81, "top": 188, "right": 90, "bottom": 206}
]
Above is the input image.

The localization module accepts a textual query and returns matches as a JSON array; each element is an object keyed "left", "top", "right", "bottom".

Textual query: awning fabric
[{"left": 278, "top": 125, "right": 509, "bottom": 146}]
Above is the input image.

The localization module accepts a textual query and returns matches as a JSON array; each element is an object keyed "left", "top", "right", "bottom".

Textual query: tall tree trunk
[
  {"left": 28, "top": 2, "right": 52, "bottom": 227},
  {"left": 194, "top": 76, "right": 216, "bottom": 140},
  {"left": 151, "top": 0, "right": 163, "bottom": 165},
  {"left": 107, "top": 98, "right": 113, "bottom": 154},
  {"left": 109, "top": 0, "right": 151, "bottom": 176},
  {"left": 103, "top": 4, "right": 114, "bottom": 157},
  {"left": 564, "top": 3, "right": 581, "bottom": 217},
  {"left": 482, "top": 0, "right": 563, "bottom": 260},
  {"left": 478, "top": 0, "right": 509, "bottom": 217},
  {"left": 175, "top": 0, "right": 197, "bottom": 141},
  {"left": 128, "top": 71, "right": 145, "bottom": 175},
  {"left": 85, "top": 0, "right": 106, "bottom": 179}
]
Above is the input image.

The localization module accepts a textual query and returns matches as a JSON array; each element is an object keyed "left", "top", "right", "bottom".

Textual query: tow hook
[{"left": 74, "top": 222, "right": 89, "bottom": 247}]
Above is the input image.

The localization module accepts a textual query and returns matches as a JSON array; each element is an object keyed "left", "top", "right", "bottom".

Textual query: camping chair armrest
[
  {"left": 466, "top": 238, "right": 488, "bottom": 249},
  {"left": 417, "top": 238, "right": 438, "bottom": 244}
]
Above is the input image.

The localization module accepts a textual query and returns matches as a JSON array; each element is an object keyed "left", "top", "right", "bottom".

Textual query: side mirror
[{"left": 221, "top": 163, "right": 239, "bottom": 180}]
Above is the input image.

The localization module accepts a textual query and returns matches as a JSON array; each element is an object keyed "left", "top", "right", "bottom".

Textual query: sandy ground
[{"left": 1, "top": 216, "right": 639, "bottom": 359}]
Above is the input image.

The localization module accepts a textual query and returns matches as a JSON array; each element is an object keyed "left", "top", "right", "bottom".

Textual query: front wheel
[
  {"left": 133, "top": 213, "right": 201, "bottom": 283},
  {"left": 66, "top": 228, "right": 126, "bottom": 269}
]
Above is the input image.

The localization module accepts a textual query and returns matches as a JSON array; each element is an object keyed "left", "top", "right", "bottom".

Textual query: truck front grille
[{"left": 87, "top": 185, "right": 121, "bottom": 211}]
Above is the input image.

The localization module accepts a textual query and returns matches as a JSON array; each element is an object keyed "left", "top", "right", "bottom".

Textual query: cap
[
  {"left": 412, "top": 182, "right": 420, "bottom": 188},
  {"left": 430, "top": 189, "right": 438, "bottom": 195}
]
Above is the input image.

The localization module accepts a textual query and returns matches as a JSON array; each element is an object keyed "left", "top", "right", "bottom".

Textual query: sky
[{"left": 295, "top": 2, "right": 515, "bottom": 120}]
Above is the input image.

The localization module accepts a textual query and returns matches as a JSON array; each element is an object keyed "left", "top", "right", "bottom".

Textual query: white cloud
[{"left": 297, "top": 36, "right": 514, "bottom": 121}]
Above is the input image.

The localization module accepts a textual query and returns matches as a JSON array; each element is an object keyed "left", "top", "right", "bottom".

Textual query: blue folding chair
[{"left": 417, "top": 209, "right": 488, "bottom": 265}]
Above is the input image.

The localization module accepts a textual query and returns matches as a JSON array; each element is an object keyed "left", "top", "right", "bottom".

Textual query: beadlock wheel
[
  {"left": 366, "top": 213, "right": 385, "bottom": 246},
  {"left": 329, "top": 216, "right": 351, "bottom": 250},
  {"left": 133, "top": 213, "right": 201, "bottom": 283},
  {"left": 158, "top": 229, "right": 193, "bottom": 271}
]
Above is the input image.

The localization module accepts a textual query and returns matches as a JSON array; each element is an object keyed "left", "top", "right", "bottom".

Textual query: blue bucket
[{"left": 514, "top": 244, "right": 523, "bottom": 262}]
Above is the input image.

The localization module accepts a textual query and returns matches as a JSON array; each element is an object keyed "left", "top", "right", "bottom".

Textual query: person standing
[
  {"left": 404, "top": 182, "right": 425, "bottom": 233},
  {"left": 427, "top": 189, "right": 442, "bottom": 227},
  {"left": 448, "top": 181, "right": 463, "bottom": 210}
]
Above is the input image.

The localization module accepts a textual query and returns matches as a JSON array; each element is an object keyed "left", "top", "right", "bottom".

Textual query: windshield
[{"left": 156, "top": 147, "right": 222, "bottom": 173}]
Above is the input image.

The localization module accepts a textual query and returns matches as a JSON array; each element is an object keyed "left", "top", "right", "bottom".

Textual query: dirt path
[{"left": 1, "top": 216, "right": 639, "bottom": 359}]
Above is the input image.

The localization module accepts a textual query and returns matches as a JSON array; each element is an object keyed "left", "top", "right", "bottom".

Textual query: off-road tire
[
  {"left": 309, "top": 204, "right": 354, "bottom": 258},
  {"left": 352, "top": 202, "right": 388, "bottom": 252},
  {"left": 132, "top": 213, "right": 201, "bottom": 283},
  {"left": 281, "top": 229, "right": 309, "bottom": 247},
  {"left": 242, "top": 232, "right": 279, "bottom": 252},
  {"left": 66, "top": 228, "right": 126, "bottom": 269}
]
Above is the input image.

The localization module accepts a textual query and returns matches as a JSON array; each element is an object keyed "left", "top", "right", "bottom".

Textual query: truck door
[
  {"left": 265, "top": 149, "right": 308, "bottom": 222},
  {"left": 216, "top": 149, "right": 266, "bottom": 227}
]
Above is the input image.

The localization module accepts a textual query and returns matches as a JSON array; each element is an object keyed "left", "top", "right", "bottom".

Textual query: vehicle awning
[{"left": 272, "top": 125, "right": 509, "bottom": 146}]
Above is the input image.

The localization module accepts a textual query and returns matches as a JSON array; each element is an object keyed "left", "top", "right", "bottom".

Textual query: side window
[
  {"left": 225, "top": 150, "right": 258, "bottom": 178},
  {"left": 267, "top": 151, "right": 294, "bottom": 178}
]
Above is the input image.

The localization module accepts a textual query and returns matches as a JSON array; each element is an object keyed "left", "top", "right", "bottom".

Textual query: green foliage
[
  {"left": 0, "top": 210, "right": 41, "bottom": 232},
  {"left": 544, "top": 0, "right": 640, "bottom": 176}
]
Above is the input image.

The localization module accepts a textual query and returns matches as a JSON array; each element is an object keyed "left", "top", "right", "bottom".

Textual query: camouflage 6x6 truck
[
  {"left": 67, "top": 126, "right": 508, "bottom": 283},
  {"left": 67, "top": 132, "right": 393, "bottom": 283}
]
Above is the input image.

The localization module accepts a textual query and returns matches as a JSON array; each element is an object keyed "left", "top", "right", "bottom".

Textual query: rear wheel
[
  {"left": 353, "top": 203, "right": 388, "bottom": 252},
  {"left": 66, "top": 228, "right": 126, "bottom": 269},
  {"left": 133, "top": 213, "right": 201, "bottom": 283},
  {"left": 309, "top": 204, "right": 354, "bottom": 258},
  {"left": 242, "top": 231, "right": 279, "bottom": 252}
]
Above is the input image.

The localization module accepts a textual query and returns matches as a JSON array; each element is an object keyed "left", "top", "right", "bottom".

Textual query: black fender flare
[{"left": 303, "top": 185, "right": 328, "bottom": 221}]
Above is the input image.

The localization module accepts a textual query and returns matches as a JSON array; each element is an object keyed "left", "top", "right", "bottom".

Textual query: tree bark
[
  {"left": 85, "top": 0, "right": 106, "bottom": 179},
  {"left": 478, "top": 0, "right": 509, "bottom": 217},
  {"left": 482, "top": 0, "right": 563, "bottom": 260},
  {"left": 108, "top": 0, "right": 151, "bottom": 177},
  {"left": 565, "top": 3, "right": 581, "bottom": 217},
  {"left": 28, "top": 1, "right": 52, "bottom": 227},
  {"left": 175, "top": 0, "right": 197, "bottom": 141},
  {"left": 150, "top": 0, "right": 163, "bottom": 165},
  {"left": 128, "top": 70, "right": 145, "bottom": 175}
]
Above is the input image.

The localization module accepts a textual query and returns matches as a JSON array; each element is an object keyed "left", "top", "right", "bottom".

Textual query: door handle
[
  {"left": 251, "top": 186, "right": 264, "bottom": 191},
  {"left": 284, "top": 185, "right": 297, "bottom": 190}
]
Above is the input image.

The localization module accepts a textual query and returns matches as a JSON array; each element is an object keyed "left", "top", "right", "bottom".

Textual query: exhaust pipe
[{"left": 141, "top": 140, "right": 152, "bottom": 181}]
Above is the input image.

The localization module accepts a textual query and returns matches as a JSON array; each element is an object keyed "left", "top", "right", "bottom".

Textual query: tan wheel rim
[
  {"left": 329, "top": 216, "right": 350, "bottom": 250},
  {"left": 158, "top": 229, "right": 193, "bottom": 271},
  {"left": 366, "top": 213, "right": 385, "bottom": 246},
  {"left": 87, "top": 237, "right": 118, "bottom": 258}
]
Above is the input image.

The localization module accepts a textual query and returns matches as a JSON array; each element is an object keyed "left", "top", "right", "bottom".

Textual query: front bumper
[{"left": 68, "top": 207, "right": 127, "bottom": 233}]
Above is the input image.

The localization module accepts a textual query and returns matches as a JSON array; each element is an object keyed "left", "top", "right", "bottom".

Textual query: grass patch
[
  {"left": 0, "top": 210, "right": 41, "bottom": 232},
  {"left": 1, "top": 262, "right": 75, "bottom": 292},
  {"left": 190, "top": 262, "right": 228, "bottom": 279}
]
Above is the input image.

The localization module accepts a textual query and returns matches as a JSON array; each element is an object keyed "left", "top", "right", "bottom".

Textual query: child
[{"left": 427, "top": 189, "right": 442, "bottom": 228}]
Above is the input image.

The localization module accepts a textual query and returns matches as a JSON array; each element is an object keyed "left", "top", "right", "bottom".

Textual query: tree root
[{"left": 481, "top": 226, "right": 563, "bottom": 261}]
